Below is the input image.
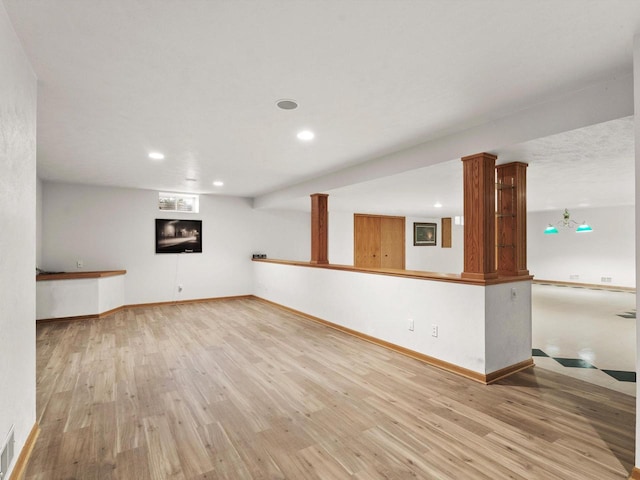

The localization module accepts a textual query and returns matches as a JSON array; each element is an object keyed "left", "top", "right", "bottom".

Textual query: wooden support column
[
  {"left": 310, "top": 193, "right": 329, "bottom": 264},
  {"left": 496, "top": 162, "right": 529, "bottom": 276},
  {"left": 461, "top": 153, "right": 497, "bottom": 280}
]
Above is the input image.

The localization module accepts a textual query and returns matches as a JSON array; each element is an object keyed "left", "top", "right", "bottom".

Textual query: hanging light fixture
[
  {"left": 544, "top": 208, "right": 593, "bottom": 234},
  {"left": 575, "top": 223, "right": 593, "bottom": 233}
]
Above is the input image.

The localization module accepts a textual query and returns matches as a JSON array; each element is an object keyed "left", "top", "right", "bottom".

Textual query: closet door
[
  {"left": 354, "top": 214, "right": 405, "bottom": 269},
  {"left": 380, "top": 217, "right": 405, "bottom": 269},
  {"left": 354, "top": 215, "right": 381, "bottom": 268}
]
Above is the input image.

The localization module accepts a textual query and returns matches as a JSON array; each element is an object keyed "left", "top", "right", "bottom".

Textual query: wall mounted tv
[{"left": 155, "top": 219, "right": 202, "bottom": 254}]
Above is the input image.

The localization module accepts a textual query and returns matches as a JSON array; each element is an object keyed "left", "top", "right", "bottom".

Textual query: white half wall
[
  {"left": 41, "top": 182, "right": 309, "bottom": 305},
  {"left": 485, "top": 283, "right": 532, "bottom": 373},
  {"left": 36, "top": 275, "right": 126, "bottom": 320},
  {"left": 0, "top": 3, "right": 37, "bottom": 477},
  {"left": 528, "top": 206, "right": 635, "bottom": 287},
  {"left": 98, "top": 275, "right": 125, "bottom": 313},
  {"left": 254, "top": 261, "right": 531, "bottom": 375},
  {"left": 36, "top": 278, "right": 99, "bottom": 320}
]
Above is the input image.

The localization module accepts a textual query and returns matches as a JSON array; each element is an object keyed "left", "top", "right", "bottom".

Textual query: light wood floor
[{"left": 28, "top": 297, "right": 635, "bottom": 479}]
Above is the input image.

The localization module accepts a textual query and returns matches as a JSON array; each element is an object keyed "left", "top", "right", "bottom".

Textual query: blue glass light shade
[
  {"left": 576, "top": 223, "right": 593, "bottom": 233},
  {"left": 544, "top": 225, "right": 559, "bottom": 234}
]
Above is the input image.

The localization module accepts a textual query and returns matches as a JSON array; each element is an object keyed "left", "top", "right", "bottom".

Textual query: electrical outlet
[
  {"left": 431, "top": 325, "right": 438, "bottom": 337},
  {"left": 511, "top": 287, "right": 517, "bottom": 300},
  {"left": 408, "top": 319, "right": 414, "bottom": 331},
  {"left": 569, "top": 274, "right": 579, "bottom": 280},
  {"left": 601, "top": 277, "right": 612, "bottom": 283},
  {"left": 76, "top": 260, "right": 84, "bottom": 268}
]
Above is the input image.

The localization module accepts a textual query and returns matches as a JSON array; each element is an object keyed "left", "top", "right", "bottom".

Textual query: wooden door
[
  {"left": 354, "top": 214, "right": 405, "bottom": 269},
  {"left": 380, "top": 217, "right": 405, "bottom": 269},
  {"left": 354, "top": 215, "right": 381, "bottom": 268}
]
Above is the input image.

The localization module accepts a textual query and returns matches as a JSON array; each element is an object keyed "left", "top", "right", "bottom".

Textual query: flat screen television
[{"left": 155, "top": 219, "right": 202, "bottom": 254}]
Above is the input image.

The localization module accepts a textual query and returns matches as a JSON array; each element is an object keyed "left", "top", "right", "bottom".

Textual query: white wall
[
  {"left": 42, "top": 182, "right": 309, "bottom": 305},
  {"left": 255, "top": 207, "right": 310, "bottom": 262},
  {"left": 328, "top": 210, "right": 354, "bottom": 265},
  {"left": 528, "top": 206, "right": 635, "bottom": 287},
  {"left": 633, "top": 33, "right": 640, "bottom": 469},
  {"left": 405, "top": 217, "right": 463, "bottom": 273},
  {"left": 0, "top": 4, "right": 37, "bottom": 477},
  {"left": 254, "top": 261, "right": 531, "bottom": 375},
  {"left": 328, "top": 211, "right": 463, "bottom": 273}
]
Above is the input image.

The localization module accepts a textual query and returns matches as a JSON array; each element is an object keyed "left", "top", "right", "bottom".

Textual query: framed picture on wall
[
  {"left": 155, "top": 219, "right": 202, "bottom": 253},
  {"left": 413, "top": 222, "right": 437, "bottom": 246}
]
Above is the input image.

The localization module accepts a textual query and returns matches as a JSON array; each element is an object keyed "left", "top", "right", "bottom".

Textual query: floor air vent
[{"left": 0, "top": 426, "right": 15, "bottom": 480}]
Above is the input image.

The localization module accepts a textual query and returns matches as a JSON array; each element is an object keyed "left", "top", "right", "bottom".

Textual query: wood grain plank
[
  {"left": 25, "top": 298, "right": 636, "bottom": 480},
  {"left": 142, "top": 414, "right": 186, "bottom": 480},
  {"left": 113, "top": 446, "right": 151, "bottom": 480}
]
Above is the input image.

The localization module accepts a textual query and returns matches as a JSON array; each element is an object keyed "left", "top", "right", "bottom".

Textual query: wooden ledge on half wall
[
  {"left": 533, "top": 278, "right": 635, "bottom": 293},
  {"left": 252, "top": 258, "right": 532, "bottom": 286},
  {"left": 36, "top": 270, "right": 126, "bottom": 281}
]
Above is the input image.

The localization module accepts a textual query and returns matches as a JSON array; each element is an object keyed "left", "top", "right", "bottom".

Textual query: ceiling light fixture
[
  {"left": 434, "top": 202, "right": 443, "bottom": 208},
  {"left": 148, "top": 152, "right": 164, "bottom": 160},
  {"left": 544, "top": 208, "right": 593, "bottom": 234},
  {"left": 276, "top": 99, "right": 298, "bottom": 110},
  {"left": 212, "top": 180, "right": 224, "bottom": 187},
  {"left": 185, "top": 178, "right": 197, "bottom": 182},
  {"left": 575, "top": 223, "right": 594, "bottom": 233},
  {"left": 297, "top": 130, "right": 315, "bottom": 141}
]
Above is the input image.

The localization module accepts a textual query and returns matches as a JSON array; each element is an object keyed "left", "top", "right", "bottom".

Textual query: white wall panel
[
  {"left": 0, "top": 4, "right": 37, "bottom": 476},
  {"left": 405, "top": 216, "right": 463, "bottom": 273},
  {"left": 42, "top": 183, "right": 309, "bottom": 305},
  {"left": 528, "top": 206, "right": 635, "bottom": 287},
  {"left": 632, "top": 32, "right": 640, "bottom": 469},
  {"left": 254, "top": 261, "right": 531, "bottom": 375}
]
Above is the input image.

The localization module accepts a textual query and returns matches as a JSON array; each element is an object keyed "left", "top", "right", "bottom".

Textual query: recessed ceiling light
[
  {"left": 148, "top": 152, "right": 164, "bottom": 160},
  {"left": 297, "top": 130, "right": 315, "bottom": 141},
  {"left": 213, "top": 180, "right": 224, "bottom": 187},
  {"left": 276, "top": 99, "right": 298, "bottom": 110},
  {"left": 434, "top": 202, "right": 443, "bottom": 208}
]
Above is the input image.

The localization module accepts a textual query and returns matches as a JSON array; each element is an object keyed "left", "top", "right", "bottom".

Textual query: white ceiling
[
  {"left": 317, "top": 116, "right": 635, "bottom": 217},
  {"left": 3, "top": 0, "right": 639, "bottom": 211}
]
